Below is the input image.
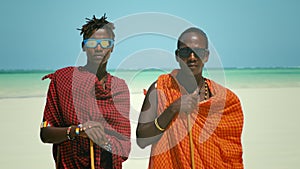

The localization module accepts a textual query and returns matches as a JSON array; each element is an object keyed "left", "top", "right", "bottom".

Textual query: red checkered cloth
[
  {"left": 148, "top": 70, "right": 244, "bottom": 169},
  {"left": 42, "top": 66, "right": 131, "bottom": 169}
]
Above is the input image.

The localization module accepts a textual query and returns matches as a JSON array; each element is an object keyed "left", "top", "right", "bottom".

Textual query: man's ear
[
  {"left": 202, "top": 50, "right": 210, "bottom": 63},
  {"left": 82, "top": 42, "right": 86, "bottom": 51},
  {"left": 175, "top": 49, "right": 179, "bottom": 62},
  {"left": 110, "top": 45, "right": 114, "bottom": 53}
]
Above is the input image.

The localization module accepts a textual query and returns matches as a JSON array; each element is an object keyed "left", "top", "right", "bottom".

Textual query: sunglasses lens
[
  {"left": 178, "top": 48, "right": 191, "bottom": 58},
  {"left": 100, "top": 40, "right": 112, "bottom": 48},
  {"left": 194, "top": 49, "right": 206, "bottom": 58},
  {"left": 85, "top": 39, "right": 97, "bottom": 48}
]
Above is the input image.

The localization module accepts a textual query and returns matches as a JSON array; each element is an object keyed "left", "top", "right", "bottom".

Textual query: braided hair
[{"left": 77, "top": 14, "right": 115, "bottom": 47}]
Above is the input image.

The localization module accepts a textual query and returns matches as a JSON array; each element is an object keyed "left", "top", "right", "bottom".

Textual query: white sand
[
  {"left": 0, "top": 87, "right": 299, "bottom": 168},
  {"left": 236, "top": 87, "right": 300, "bottom": 168}
]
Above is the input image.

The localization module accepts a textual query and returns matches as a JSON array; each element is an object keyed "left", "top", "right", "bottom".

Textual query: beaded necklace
[
  {"left": 204, "top": 80, "right": 208, "bottom": 100},
  {"left": 199, "top": 79, "right": 209, "bottom": 101}
]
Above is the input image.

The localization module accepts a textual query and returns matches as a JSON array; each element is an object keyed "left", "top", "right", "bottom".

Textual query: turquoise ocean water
[{"left": 1, "top": 68, "right": 300, "bottom": 99}]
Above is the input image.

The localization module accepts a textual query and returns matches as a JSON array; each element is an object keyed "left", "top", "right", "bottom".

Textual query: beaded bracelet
[
  {"left": 101, "top": 139, "right": 112, "bottom": 152},
  {"left": 75, "top": 127, "right": 80, "bottom": 135},
  {"left": 78, "top": 124, "right": 83, "bottom": 131},
  {"left": 66, "top": 126, "right": 75, "bottom": 140},
  {"left": 40, "top": 121, "right": 51, "bottom": 128},
  {"left": 154, "top": 117, "right": 165, "bottom": 132}
]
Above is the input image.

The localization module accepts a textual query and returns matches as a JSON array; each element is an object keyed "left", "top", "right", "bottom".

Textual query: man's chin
[
  {"left": 93, "top": 59, "right": 107, "bottom": 65},
  {"left": 184, "top": 67, "right": 200, "bottom": 75}
]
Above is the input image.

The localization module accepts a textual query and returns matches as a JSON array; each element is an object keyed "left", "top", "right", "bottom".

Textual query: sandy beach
[{"left": 0, "top": 87, "right": 299, "bottom": 168}]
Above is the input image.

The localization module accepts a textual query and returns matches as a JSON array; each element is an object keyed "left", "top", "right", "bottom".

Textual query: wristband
[
  {"left": 75, "top": 127, "right": 80, "bottom": 135},
  {"left": 66, "top": 126, "right": 75, "bottom": 140},
  {"left": 154, "top": 117, "right": 165, "bottom": 132},
  {"left": 101, "top": 139, "right": 112, "bottom": 152},
  {"left": 78, "top": 124, "right": 83, "bottom": 132},
  {"left": 40, "top": 121, "right": 51, "bottom": 128}
]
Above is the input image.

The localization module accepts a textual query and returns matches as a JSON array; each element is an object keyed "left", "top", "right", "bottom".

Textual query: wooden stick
[
  {"left": 187, "top": 115, "right": 195, "bottom": 169},
  {"left": 90, "top": 139, "right": 95, "bottom": 169}
]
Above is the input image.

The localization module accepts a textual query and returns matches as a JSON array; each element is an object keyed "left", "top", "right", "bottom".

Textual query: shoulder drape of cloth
[
  {"left": 148, "top": 70, "right": 244, "bottom": 169},
  {"left": 42, "top": 66, "right": 131, "bottom": 169}
]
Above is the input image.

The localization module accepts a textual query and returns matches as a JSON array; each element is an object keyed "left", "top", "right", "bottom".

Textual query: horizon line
[{"left": 1, "top": 66, "right": 300, "bottom": 73}]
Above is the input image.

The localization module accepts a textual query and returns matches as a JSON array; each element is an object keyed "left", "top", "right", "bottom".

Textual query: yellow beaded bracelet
[
  {"left": 154, "top": 117, "right": 165, "bottom": 132},
  {"left": 75, "top": 127, "right": 80, "bottom": 135}
]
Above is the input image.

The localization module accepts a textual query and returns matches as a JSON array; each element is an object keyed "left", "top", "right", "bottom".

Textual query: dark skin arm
[
  {"left": 136, "top": 81, "right": 199, "bottom": 149},
  {"left": 40, "top": 123, "right": 107, "bottom": 145},
  {"left": 40, "top": 126, "right": 77, "bottom": 144}
]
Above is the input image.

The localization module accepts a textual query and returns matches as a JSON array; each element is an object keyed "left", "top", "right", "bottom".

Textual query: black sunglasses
[{"left": 176, "top": 47, "right": 208, "bottom": 58}]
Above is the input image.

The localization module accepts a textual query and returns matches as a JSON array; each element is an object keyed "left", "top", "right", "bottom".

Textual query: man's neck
[
  {"left": 177, "top": 71, "right": 204, "bottom": 93},
  {"left": 84, "top": 63, "right": 108, "bottom": 80}
]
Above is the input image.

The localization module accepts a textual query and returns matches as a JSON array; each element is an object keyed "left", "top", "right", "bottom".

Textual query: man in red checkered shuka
[{"left": 40, "top": 14, "right": 131, "bottom": 169}]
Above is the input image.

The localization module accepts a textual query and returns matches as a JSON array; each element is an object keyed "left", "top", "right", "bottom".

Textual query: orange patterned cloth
[{"left": 148, "top": 70, "right": 244, "bottom": 169}]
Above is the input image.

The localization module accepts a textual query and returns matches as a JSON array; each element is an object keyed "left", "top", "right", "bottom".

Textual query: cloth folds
[
  {"left": 148, "top": 70, "right": 244, "bottom": 169},
  {"left": 42, "top": 66, "right": 131, "bottom": 169}
]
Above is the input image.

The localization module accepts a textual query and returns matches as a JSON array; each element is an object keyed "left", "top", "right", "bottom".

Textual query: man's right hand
[{"left": 171, "top": 88, "right": 200, "bottom": 114}]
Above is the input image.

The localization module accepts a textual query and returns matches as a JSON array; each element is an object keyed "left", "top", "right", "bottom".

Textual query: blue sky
[{"left": 0, "top": 0, "right": 299, "bottom": 70}]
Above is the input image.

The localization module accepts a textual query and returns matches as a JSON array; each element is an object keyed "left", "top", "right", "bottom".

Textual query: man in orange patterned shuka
[{"left": 136, "top": 27, "right": 244, "bottom": 169}]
